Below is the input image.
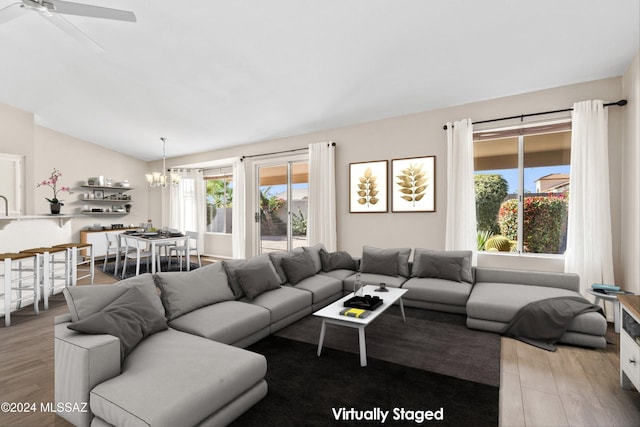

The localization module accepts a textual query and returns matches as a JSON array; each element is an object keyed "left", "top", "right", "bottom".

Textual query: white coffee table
[{"left": 313, "top": 285, "right": 408, "bottom": 367}]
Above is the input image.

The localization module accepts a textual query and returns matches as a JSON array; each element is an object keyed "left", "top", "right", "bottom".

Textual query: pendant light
[{"left": 145, "top": 137, "right": 181, "bottom": 187}]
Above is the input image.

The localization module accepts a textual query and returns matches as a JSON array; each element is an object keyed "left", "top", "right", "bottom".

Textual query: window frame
[
  {"left": 204, "top": 169, "right": 234, "bottom": 235},
  {"left": 473, "top": 120, "right": 571, "bottom": 255}
]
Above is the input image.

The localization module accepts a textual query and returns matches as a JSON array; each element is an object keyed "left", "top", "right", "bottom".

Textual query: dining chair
[
  {"left": 168, "top": 231, "right": 202, "bottom": 271},
  {"left": 120, "top": 236, "right": 160, "bottom": 278},
  {"left": 103, "top": 232, "right": 133, "bottom": 274}
]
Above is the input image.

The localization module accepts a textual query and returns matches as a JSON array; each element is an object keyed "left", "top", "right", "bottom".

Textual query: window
[
  {"left": 474, "top": 122, "right": 571, "bottom": 254},
  {"left": 204, "top": 169, "right": 233, "bottom": 234}
]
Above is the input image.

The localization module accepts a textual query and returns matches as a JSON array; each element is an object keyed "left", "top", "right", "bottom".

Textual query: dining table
[{"left": 119, "top": 230, "right": 190, "bottom": 275}]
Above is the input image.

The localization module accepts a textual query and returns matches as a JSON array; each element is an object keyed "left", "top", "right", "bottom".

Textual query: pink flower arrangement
[{"left": 37, "top": 168, "right": 71, "bottom": 205}]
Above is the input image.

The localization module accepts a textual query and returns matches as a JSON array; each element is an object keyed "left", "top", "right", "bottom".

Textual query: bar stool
[
  {"left": 54, "top": 242, "right": 95, "bottom": 286},
  {"left": 20, "top": 247, "right": 68, "bottom": 310},
  {"left": 1, "top": 252, "right": 40, "bottom": 327}
]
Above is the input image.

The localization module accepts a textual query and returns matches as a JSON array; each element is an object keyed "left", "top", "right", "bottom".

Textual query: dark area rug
[
  {"left": 232, "top": 336, "right": 499, "bottom": 426},
  {"left": 275, "top": 306, "right": 501, "bottom": 387},
  {"left": 102, "top": 257, "right": 199, "bottom": 279}
]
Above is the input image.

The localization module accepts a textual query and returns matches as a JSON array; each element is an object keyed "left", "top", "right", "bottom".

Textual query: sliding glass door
[{"left": 257, "top": 160, "right": 308, "bottom": 254}]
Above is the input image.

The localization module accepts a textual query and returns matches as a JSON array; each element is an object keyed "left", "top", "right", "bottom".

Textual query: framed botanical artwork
[
  {"left": 349, "top": 160, "right": 388, "bottom": 213},
  {"left": 391, "top": 156, "right": 436, "bottom": 212}
]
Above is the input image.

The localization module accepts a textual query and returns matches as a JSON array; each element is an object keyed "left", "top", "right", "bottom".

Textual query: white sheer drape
[
  {"left": 169, "top": 169, "right": 205, "bottom": 245},
  {"left": 308, "top": 142, "right": 337, "bottom": 251},
  {"left": 445, "top": 119, "right": 477, "bottom": 253},
  {"left": 564, "top": 100, "right": 614, "bottom": 294},
  {"left": 232, "top": 158, "right": 246, "bottom": 259}
]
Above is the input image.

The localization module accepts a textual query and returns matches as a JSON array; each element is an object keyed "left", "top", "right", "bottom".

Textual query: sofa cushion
[
  {"left": 155, "top": 262, "right": 234, "bottom": 320},
  {"left": 63, "top": 274, "right": 164, "bottom": 322},
  {"left": 90, "top": 329, "right": 267, "bottom": 427},
  {"left": 293, "top": 274, "right": 343, "bottom": 303},
  {"left": 360, "top": 246, "right": 411, "bottom": 277},
  {"left": 302, "top": 243, "right": 326, "bottom": 273},
  {"left": 67, "top": 287, "right": 168, "bottom": 362},
  {"left": 402, "top": 277, "right": 472, "bottom": 307},
  {"left": 236, "top": 262, "right": 281, "bottom": 300},
  {"left": 268, "top": 249, "right": 304, "bottom": 284},
  {"left": 412, "top": 249, "right": 473, "bottom": 283},
  {"left": 320, "top": 248, "right": 357, "bottom": 272},
  {"left": 413, "top": 252, "right": 463, "bottom": 282},
  {"left": 242, "top": 286, "right": 312, "bottom": 324},
  {"left": 319, "top": 269, "right": 358, "bottom": 281},
  {"left": 223, "top": 254, "right": 280, "bottom": 298},
  {"left": 168, "top": 300, "right": 270, "bottom": 345},
  {"left": 281, "top": 251, "right": 317, "bottom": 285},
  {"left": 343, "top": 272, "right": 408, "bottom": 291}
]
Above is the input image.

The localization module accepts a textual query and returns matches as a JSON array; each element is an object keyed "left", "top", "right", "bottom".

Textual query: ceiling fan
[{"left": 0, "top": 0, "right": 136, "bottom": 51}]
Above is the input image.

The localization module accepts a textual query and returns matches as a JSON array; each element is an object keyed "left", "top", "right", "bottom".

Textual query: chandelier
[{"left": 145, "top": 137, "right": 181, "bottom": 188}]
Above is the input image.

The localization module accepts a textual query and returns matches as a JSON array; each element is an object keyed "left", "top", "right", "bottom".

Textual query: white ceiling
[{"left": 0, "top": 0, "right": 638, "bottom": 161}]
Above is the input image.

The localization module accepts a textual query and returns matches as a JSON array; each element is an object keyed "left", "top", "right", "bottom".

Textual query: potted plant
[{"left": 37, "top": 168, "right": 70, "bottom": 214}]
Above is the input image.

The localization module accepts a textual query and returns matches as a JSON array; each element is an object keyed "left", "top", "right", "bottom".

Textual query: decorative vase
[{"left": 50, "top": 203, "right": 61, "bottom": 215}]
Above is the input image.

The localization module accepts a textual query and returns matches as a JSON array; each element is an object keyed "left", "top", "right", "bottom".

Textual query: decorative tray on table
[{"left": 344, "top": 295, "right": 383, "bottom": 311}]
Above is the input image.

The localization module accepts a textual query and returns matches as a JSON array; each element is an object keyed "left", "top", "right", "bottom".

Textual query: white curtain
[
  {"left": 169, "top": 169, "right": 206, "bottom": 245},
  {"left": 308, "top": 142, "right": 337, "bottom": 251},
  {"left": 232, "top": 158, "right": 246, "bottom": 259},
  {"left": 445, "top": 119, "right": 477, "bottom": 254},
  {"left": 564, "top": 100, "right": 614, "bottom": 294}
]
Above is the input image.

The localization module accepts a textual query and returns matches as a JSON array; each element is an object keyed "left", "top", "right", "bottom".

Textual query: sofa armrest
[
  {"left": 55, "top": 322, "right": 121, "bottom": 427},
  {"left": 474, "top": 267, "right": 579, "bottom": 292}
]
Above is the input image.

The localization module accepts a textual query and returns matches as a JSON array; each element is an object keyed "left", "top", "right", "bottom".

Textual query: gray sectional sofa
[{"left": 54, "top": 244, "right": 607, "bottom": 426}]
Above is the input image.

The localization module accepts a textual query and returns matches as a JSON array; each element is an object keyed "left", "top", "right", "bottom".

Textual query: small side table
[{"left": 587, "top": 288, "right": 625, "bottom": 333}]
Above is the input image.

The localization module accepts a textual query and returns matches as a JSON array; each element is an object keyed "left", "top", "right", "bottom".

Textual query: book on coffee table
[{"left": 340, "top": 308, "right": 371, "bottom": 319}]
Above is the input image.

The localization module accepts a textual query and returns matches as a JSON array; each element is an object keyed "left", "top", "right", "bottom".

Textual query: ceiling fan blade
[
  {"left": 42, "top": 11, "right": 104, "bottom": 52},
  {"left": 0, "top": 2, "right": 26, "bottom": 24},
  {"left": 51, "top": 0, "right": 136, "bottom": 22}
]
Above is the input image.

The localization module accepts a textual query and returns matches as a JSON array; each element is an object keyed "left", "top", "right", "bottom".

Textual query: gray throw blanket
[{"left": 502, "top": 296, "right": 604, "bottom": 351}]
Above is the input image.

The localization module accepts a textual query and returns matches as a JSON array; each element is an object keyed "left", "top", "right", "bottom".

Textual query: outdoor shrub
[
  {"left": 498, "top": 195, "right": 568, "bottom": 253},
  {"left": 475, "top": 174, "right": 508, "bottom": 234},
  {"left": 484, "top": 235, "right": 513, "bottom": 252}
]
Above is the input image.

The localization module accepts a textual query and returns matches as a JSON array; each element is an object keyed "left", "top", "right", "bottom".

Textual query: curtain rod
[
  {"left": 241, "top": 142, "right": 336, "bottom": 161},
  {"left": 442, "top": 99, "right": 627, "bottom": 130}
]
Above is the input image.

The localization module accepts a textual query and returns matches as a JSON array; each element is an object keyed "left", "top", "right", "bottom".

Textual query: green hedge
[
  {"left": 475, "top": 174, "right": 508, "bottom": 234},
  {"left": 498, "top": 195, "right": 568, "bottom": 254}
]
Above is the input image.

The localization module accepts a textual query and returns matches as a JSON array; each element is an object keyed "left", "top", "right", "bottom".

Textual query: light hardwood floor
[{"left": 1, "top": 267, "right": 639, "bottom": 427}]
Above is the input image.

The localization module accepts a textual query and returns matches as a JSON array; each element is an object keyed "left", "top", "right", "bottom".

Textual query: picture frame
[
  {"left": 93, "top": 189, "right": 104, "bottom": 200},
  {"left": 391, "top": 156, "right": 436, "bottom": 212},
  {"left": 349, "top": 160, "right": 388, "bottom": 213}
]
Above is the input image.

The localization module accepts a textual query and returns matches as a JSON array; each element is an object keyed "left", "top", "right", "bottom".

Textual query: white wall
[
  {"left": 160, "top": 77, "right": 626, "bottom": 276},
  {"left": 0, "top": 103, "right": 150, "bottom": 252},
  {"left": 621, "top": 49, "right": 640, "bottom": 295}
]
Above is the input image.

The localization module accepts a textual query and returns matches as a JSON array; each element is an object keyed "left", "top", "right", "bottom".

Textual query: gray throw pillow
[
  {"left": 302, "top": 243, "right": 326, "bottom": 273},
  {"left": 67, "top": 287, "right": 168, "bottom": 363},
  {"left": 360, "top": 246, "right": 411, "bottom": 277},
  {"left": 412, "top": 249, "right": 473, "bottom": 283},
  {"left": 63, "top": 273, "right": 164, "bottom": 322},
  {"left": 235, "top": 263, "right": 281, "bottom": 300},
  {"left": 281, "top": 252, "right": 317, "bottom": 285},
  {"left": 154, "top": 263, "right": 234, "bottom": 320},
  {"left": 360, "top": 248, "right": 398, "bottom": 276},
  {"left": 223, "top": 254, "right": 280, "bottom": 298},
  {"left": 414, "top": 253, "right": 463, "bottom": 282},
  {"left": 319, "top": 249, "right": 357, "bottom": 272},
  {"left": 268, "top": 250, "right": 299, "bottom": 284}
]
